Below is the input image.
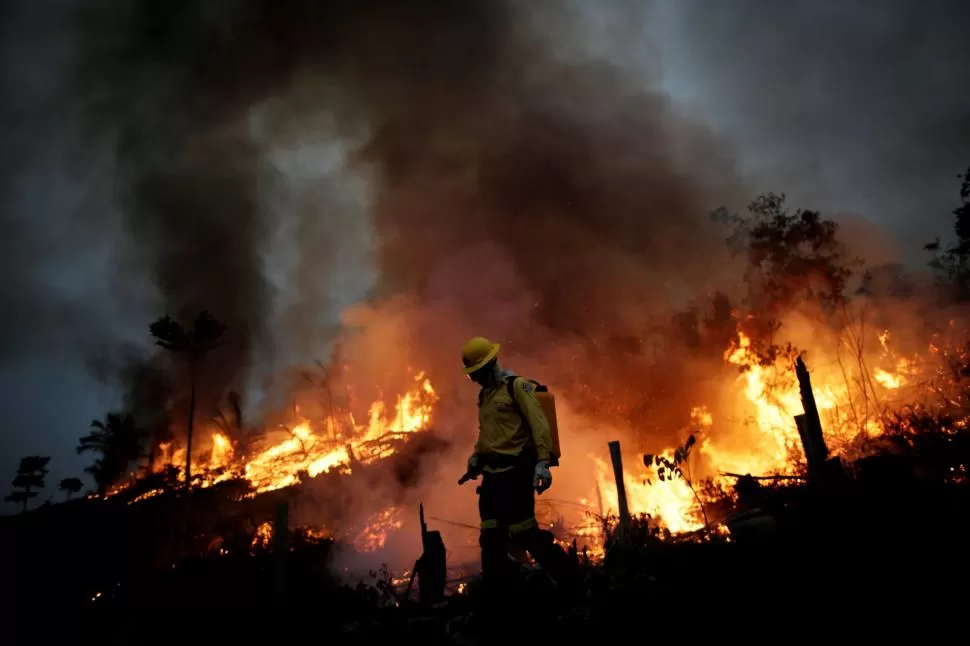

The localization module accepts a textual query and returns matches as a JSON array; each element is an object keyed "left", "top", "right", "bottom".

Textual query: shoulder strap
[
  {"left": 506, "top": 377, "right": 544, "bottom": 403},
  {"left": 505, "top": 376, "right": 519, "bottom": 402}
]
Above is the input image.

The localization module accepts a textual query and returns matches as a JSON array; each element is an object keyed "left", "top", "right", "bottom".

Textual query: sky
[{"left": 1, "top": 0, "right": 968, "bottom": 509}]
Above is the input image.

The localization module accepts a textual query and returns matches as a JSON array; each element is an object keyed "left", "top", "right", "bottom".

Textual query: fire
[
  {"left": 120, "top": 319, "right": 948, "bottom": 558},
  {"left": 244, "top": 373, "right": 436, "bottom": 494},
  {"left": 251, "top": 521, "right": 273, "bottom": 548},
  {"left": 591, "top": 328, "right": 921, "bottom": 535},
  {"left": 145, "top": 372, "right": 437, "bottom": 495},
  {"left": 873, "top": 368, "right": 904, "bottom": 390},
  {"left": 353, "top": 507, "right": 405, "bottom": 552},
  {"left": 594, "top": 455, "right": 702, "bottom": 534}
]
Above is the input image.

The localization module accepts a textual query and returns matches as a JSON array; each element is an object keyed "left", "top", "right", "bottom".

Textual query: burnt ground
[{"left": 5, "top": 446, "right": 969, "bottom": 644}]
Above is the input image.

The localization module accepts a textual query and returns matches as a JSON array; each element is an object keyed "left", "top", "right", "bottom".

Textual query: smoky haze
[
  {"left": 0, "top": 0, "right": 966, "bottom": 546},
  {"left": 66, "top": 0, "right": 743, "bottom": 444}
]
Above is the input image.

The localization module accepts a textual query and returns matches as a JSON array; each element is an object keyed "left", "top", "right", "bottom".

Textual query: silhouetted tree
[
  {"left": 926, "top": 166, "right": 970, "bottom": 300},
  {"left": 5, "top": 456, "right": 50, "bottom": 513},
  {"left": 84, "top": 459, "right": 109, "bottom": 498},
  {"left": 714, "top": 193, "right": 859, "bottom": 313},
  {"left": 59, "top": 477, "right": 83, "bottom": 501},
  {"left": 711, "top": 193, "right": 861, "bottom": 364},
  {"left": 150, "top": 310, "right": 227, "bottom": 491},
  {"left": 77, "top": 413, "right": 146, "bottom": 497}
]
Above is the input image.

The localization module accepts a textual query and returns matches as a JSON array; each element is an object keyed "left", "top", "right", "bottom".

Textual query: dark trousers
[{"left": 477, "top": 466, "right": 574, "bottom": 591}]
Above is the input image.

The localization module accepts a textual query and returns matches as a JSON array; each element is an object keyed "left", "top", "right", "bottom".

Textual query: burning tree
[
  {"left": 5, "top": 456, "right": 50, "bottom": 513},
  {"left": 149, "top": 310, "right": 227, "bottom": 491}
]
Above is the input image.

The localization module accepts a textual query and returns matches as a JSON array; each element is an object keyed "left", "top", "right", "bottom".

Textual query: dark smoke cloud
[{"left": 68, "top": 0, "right": 739, "bottom": 431}]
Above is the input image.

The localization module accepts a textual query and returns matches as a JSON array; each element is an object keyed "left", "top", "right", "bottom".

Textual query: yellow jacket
[{"left": 475, "top": 372, "right": 552, "bottom": 472}]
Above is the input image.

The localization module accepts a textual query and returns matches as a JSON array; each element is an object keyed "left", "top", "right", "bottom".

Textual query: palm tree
[
  {"left": 59, "top": 477, "right": 83, "bottom": 501},
  {"left": 77, "top": 413, "right": 146, "bottom": 496},
  {"left": 150, "top": 310, "right": 226, "bottom": 492}
]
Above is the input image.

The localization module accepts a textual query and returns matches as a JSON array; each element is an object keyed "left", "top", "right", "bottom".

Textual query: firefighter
[{"left": 461, "top": 336, "right": 575, "bottom": 596}]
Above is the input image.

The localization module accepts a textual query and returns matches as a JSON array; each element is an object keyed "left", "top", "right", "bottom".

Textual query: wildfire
[
  {"left": 590, "top": 328, "right": 921, "bottom": 536},
  {"left": 116, "top": 321, "right": 949, "bottom": 558},
  {"left": 143, "top": 372, "right": 437, "bottom": 495},
  {"left": 353, "top": 507, "right": 405, "bottom": 553},
  {"left": 252, "top": 521, "right": 274, "bottom": 548},
  {"left": 243, "top": 375, "right": 435, "bottom": 494}
]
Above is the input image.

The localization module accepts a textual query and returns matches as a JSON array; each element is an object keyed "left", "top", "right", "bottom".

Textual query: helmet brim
[{"left": 463, "top": 343, "right": 500, "bottom": 375}]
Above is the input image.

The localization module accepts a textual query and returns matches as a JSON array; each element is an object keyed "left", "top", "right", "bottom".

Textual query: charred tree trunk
[
  {"left": 608, "top": 441, "right": 631, "bottom": 527},
  {"left": 794, "top": 357, "right": 830, "bottom": 483},
  {"left": 416, "top": 503, "right": 446, "bottom": 605}
]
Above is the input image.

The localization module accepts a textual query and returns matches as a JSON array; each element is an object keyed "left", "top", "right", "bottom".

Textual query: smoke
[
  {"left": 64, "top": 0, "right": 742, "bottom": 439},
  {"left": 2, "top": 0, "right": 965, "bottom": 565}
]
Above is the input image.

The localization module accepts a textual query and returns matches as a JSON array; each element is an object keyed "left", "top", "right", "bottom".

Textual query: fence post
[
  {"left": 608, "top": 440, "right": 632, "bottom": 527},
  {"left": 794, "top": 356, "right": 830, "bottom": 483}
]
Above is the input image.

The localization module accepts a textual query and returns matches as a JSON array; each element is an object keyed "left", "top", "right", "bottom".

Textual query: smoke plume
[{"left": 68, "top": 0, "right": 742, "bottom": 438}]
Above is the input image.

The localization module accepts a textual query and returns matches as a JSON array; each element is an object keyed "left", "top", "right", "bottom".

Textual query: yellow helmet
[{"left": 461, "top": 336, "right": 501, "bottom": 374}]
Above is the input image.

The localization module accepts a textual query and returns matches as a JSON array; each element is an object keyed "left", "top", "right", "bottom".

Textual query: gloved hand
[
  {"left": 466, "top": 454, "right": 481, "bottom": 480},
  {"left": 533, "top": 460, "right": 552, "bottom": 494}
]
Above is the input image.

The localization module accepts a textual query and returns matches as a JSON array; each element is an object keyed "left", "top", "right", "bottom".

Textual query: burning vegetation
[
  {"left": 13, "top": 169, "right": 969, "bottom": 572},
  {"left": 5, "top": 0, "right": 970, "bottom": 637}
]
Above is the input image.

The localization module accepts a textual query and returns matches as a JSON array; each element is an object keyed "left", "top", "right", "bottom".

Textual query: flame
[
  {"left": 251, "top": 521, "right": 273, "bottom": 549},
  {"left": 210, "top": 432, "right": 233, "bottom": 469},
  {"left": 243, "top": 373, "right": 437, "bottom": 494},
  {"left": 353, "top": 507, "right": 405, "bottom": 552},
  {"left": 117, "top": 319, "right": 954, "bottom": 558},
  {"left": 590, "top": 328, "right": 923, "bottom": 536},
  {"left": 873, "top": 368, "right": 903, "bottom": 389},
  {"left": 141, "top": 372, "right": 437, "bottom": 496}
]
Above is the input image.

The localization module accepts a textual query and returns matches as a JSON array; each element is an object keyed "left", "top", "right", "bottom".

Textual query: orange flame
[{"left": 590, "top": 328, "right": 920, "bottom": 536}]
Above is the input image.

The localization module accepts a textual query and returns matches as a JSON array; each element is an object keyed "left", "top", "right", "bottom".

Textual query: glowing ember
[
  {"left": 251, "top": 521, "right": 273, "bottom": 549},
  {"left": 353, "top": 507, "right": 405, "bottom": 552},
  {"left": 244, "top": 373, "right": 437, "bottom": 494},
  {"left": 128, "top": 488, "right": 163, "bottom": 505}
]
